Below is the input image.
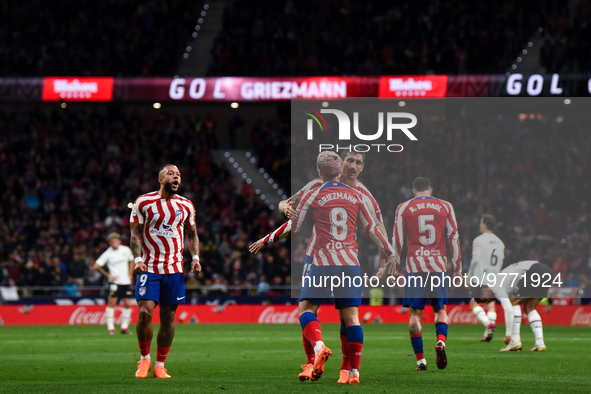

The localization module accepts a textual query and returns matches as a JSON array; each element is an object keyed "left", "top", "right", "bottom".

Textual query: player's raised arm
[
  {"left": 249, "top": 221, "right": 292, "bottom": 254},
  {"left": 291, "top": 187, "right": 321, "bottom": 233},
  {"left": 443, "top": 200, "right": 462, "bottom": 274}
]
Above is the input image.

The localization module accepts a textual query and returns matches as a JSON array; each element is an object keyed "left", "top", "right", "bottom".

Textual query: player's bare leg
[
  {"left": 433, "top": 305, "right": 448, "bottom": 369},
  {"left": 409, "top": 308, "right": 426, "bottom": 370},
  {"left": 336, "top": 309, "right": 350, "bottom": 383},
  {"left": 501, "top": 298, "right": 523, "bottom": 351},
  {"left": 135, "top": 300, "right": 155, "bottom": 378},
  {"left": 120, "top": 297, "right": 133, "bottom": 334},
  {"left": 470, "top": 298, "right": 496, "bottom": 342},
  {"left": 298, "top": 301, "right": 330, "bottom": 381},
  {"left": 341, "top": 307, "right": 362, "bottom": 384},
  {"left": 106, "top": 296, "right": 118, "bottom": 334},
  {"left": 523, "top": 298, "right": 546, "bottom": 351},
  {"left": 153, "top": 304, "right": 177, "bottom": 378}
]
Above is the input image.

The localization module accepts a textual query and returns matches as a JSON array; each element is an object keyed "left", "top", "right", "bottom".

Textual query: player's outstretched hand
[
  {"left": 191, "top": 260, "right": 202, "bottom": 274},
  {"left": 108, "top": 274, "right": 118, "bottom": 282},
  {"left": 284, "top": 202, "right": 294, "bottom": 220},
  {"left": 387, "top": 256, "right": 399, "bottom": 277},
  {"left": 134, "top": 261, "right": 147, "bottom": 275},
  {"left": 376, "top": 265, "right": 388, "bottom": 278},
  {"left": 249, "top": 238, "right": 266, "bottom": 254}
]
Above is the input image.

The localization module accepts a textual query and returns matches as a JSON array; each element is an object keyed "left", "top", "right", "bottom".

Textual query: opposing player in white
[
  {"left": 93, "top": 232, "right": 135, "bottom": 334},
  {"left": 468, "top": 214, "right": 505, "bottom": 341},
  {"left": 490, "top": 260, "right": 554, "bottom": 352}
]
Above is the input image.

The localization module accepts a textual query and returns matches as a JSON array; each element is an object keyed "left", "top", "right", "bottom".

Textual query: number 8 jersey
[
  {"left": 293, "top": 181, "right": 394, "bottom": 266},
  {"left": 394, "top": 196, "right": 461, "bottom": 273}
]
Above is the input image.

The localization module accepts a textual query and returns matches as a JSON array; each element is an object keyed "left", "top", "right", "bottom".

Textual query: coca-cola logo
[
  {"left": 571, "top": 307, "right": 591, "bottom": 326},
  {"left": 258, "top": 307, "right": 299, "bottom": 324},
  {"left": 69, "top": 306, "right": 128, "bottom": 325},
  {"left": 447, "top": 306, "right": 479, "bottom": 324}
]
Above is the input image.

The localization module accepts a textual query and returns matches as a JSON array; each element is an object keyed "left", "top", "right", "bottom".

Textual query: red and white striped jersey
[
  {"left": 262, "top": 178, "right": 384, "bottom": 253},
  {"left": 394, "top": 196, "right": 461, "bottom": 273},
  {"left": 293, "top": 182, "right": 394, "bottom": 266},
  {"left": 130, "top": 191, "right": 196, "bottom": 274}
]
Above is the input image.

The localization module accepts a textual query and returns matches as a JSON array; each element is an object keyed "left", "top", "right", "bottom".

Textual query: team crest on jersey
[{"left": 139, "top": 287, "right": 146, "bottom": 296}]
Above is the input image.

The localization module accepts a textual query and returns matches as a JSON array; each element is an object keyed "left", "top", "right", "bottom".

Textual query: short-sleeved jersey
[
  {"left": 95, "top": 245, "right": 134, "bottom": 285},
  {"left": 490, "top": 260, "right": 538, "bottom": 298},
  {"left": 394, "top": 196, "right": 461, "bottom": 273},
  {"left": 263, "top": 178, "right": 384, "bottom": 254},
  {"left": 293, "top": 181, "right": 394, "bottom": 266},
  {"left": 130, "top": 191, "right": 196, "bottom": 274},
  {"left": 468, "top": 233, "right": 505, "bottom": 278}
]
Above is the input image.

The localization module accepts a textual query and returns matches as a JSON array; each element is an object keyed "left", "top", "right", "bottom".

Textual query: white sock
[
  {"left": 512, "top": 305, "right": 522, "bottom": 343},
  {"left": 155, "top": 361, "right": 165, "bottom": 368},
  {"left": 121, "top": 308, "right": 132, "bottom": 330},
  {"left": 349, "top": 368, "right": 359, "bottom": 376},
  {"left": 313, "top": 341, "right": 325, "bottom": 355},
  {"left": 487, "top": 311, "right": 497, "bottom": 324},
  {"left": 106, "top": 307, "right": 115, "bottom": 331},
  {"left": 141, "top": 354, "right": 151, "bottom": 361},
  {"left": 528, "top": 310, "right": 545, "bottom": 347},
  {"left": 417, "top": 358, "right": 426, "bottom": 366},
  {"left": 472, "top": 306, "right": 490, "bottom": 327}
]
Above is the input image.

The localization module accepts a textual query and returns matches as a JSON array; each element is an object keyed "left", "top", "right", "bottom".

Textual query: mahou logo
[
  {"left": 69, "top": 306, "right": 127, "bottom": 325},
  {"left": 258, "top": 307, "right": 299, "bottom": 324},
  {"left": 571, "top": 307, "right": 591, "bottom": 326},
  {"left": 447, "top": 306, "right": 479, "bottom": 324},
  {"left": 378, "top": 75, "right": 448, "bottom": 98},
  {"left": 42, "top": 77, "right": 114, "bottom": 101}
]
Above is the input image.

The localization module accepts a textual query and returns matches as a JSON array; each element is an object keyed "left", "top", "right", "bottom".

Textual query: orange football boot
[
  {"left": 298, "top": 363, "right": 314, "bottom": 381},
  {"left": 348, "top": 372, "right": 360, "bottom": 385},
  {"left": 337, "top": 369, "right": 350, "bottom": 384},
  {"left": 312, "top": 345, "right": 332, "bottom": 380},
  {"left": 153, "top": 365, "right": 171, "bottom": 378},
  {"left": 135, "top": 359, "right": 151, "bottom": 378}
]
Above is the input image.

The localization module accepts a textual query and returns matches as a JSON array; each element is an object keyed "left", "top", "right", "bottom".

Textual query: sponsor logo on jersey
[{"left": 415, "top": 247, "right": 442, "bottom": 257}]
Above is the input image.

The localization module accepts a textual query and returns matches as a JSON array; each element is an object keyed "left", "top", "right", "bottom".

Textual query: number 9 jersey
[
  {"left": 292, "top": 181, "right": 394, "bottom": 266},
  {"left": 394, "top": 196, "right": 461, "bottom": 273}
]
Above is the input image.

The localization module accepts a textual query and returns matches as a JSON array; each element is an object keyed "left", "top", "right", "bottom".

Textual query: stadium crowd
[
  {"left": 0, "top": 0, "right": 200, "bottom": 77},
  {"left": 1, "top": 106, "right": 589, "bottom": 301},
  {"left": 290, "top": 110, "right": 591, "bottom": 299},
  {"left": 0, "top": 107, "right": 290, "bottom": 296},
  {"left": 208, "top": 0, "right": 541, "bottom": 76}
]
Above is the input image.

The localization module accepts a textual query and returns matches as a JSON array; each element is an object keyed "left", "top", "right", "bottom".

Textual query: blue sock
[
  {"left": 410, "top": 335, "right": 424, "bottom": 359},
  {"left": 299, "top": 312, "right": 318, "bottom": 330},
  {"left": 340, "top": 320, "right": 347, "bottom": 336},
  {"left": 436, "top": 322, "right": 448, "bottom": 342},
  {"left": 346, "top": 325, "right": 363, "bottom": 344}
]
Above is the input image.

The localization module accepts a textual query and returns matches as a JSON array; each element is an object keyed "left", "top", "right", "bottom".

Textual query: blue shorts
[
  {"left": 299, "top": 265, "right": 362, "bottom": 309},
  {"left": 402, "top": 273, "right": 448, "bottom": 310},
  {"left": 135, "top": 272, "right": 185, "bottom": 306}
]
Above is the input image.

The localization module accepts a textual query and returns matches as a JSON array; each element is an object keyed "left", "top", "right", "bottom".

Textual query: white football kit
[{"left": 95, "top": 245, "right": 134, "bottom": 285}]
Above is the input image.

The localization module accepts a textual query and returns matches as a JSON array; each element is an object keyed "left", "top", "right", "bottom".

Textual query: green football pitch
[{"left": 0, "top": 323, "right": 589, "bottom": 393}]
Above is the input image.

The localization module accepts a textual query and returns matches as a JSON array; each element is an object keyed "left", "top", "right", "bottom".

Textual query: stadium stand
[
  {"left": 0, "top": 106, "right": 290, "bottom": 296},
  {"left": 208, "top": 0, "right": 542, "bottom": 76},
  {"left": 0, "top": 0, "right": 201, "bottom": 76}
]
